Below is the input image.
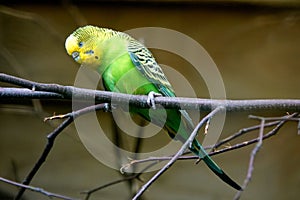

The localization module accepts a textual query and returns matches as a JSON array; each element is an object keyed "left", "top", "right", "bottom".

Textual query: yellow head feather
[
  {"left": 65, "top": 25, "right": 132, "bottom": 69},
  {"left": 65, "top": 25, "right": 106, "bottom": 65}
]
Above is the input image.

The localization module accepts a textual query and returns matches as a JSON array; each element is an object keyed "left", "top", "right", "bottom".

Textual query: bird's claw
[
  {"left": 103, "top": 103, "right": 114, "bottom": 112},
  {"left": 147, "top": 91, "right": 162, "bottom": 109}
]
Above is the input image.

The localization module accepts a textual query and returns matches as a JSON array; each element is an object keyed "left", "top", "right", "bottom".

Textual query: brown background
[{"left": 0, "top": 1, "right": 300, "bottom": 199}]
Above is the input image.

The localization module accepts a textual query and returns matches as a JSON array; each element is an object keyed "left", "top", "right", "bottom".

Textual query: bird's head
[{"left": 65, "top": 25, "right": 102, "bottom": 66}]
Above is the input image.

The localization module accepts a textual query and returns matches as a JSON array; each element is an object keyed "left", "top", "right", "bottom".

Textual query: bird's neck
[{"left": 97, "top": 39, "right": 129, "bottom": 75}]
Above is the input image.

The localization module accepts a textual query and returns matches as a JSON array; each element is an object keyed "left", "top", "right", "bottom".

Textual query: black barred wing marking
[
  {"left": 127, "top": 40, "right": 175, "bottom": 97},
  {"left": 128, "top": 39, "right": 195, "bottom": 130}
]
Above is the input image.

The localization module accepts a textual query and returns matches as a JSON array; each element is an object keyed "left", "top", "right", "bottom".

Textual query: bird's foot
[
  {"left": 147, "top": 91, "right": 162, "bottom": 109},
  {"left": 103, "top": 103, "right": 115, "bottom": 112}
]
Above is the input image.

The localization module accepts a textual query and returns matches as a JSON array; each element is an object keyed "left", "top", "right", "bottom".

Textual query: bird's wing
[
  {"left": 127, "top": 40, "right": 195, "bottom": 130},
  {"left": 127, "top": 40, "right": 175, "bottom": 97}
]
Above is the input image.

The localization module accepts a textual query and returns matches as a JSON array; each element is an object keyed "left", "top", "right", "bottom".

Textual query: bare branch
[
  {"left": 15, "top": 117, "right": 73, "bottom": 200},
  {"left": 0, "top": 177, "right": 78, "bottom": 200},
  {"left": 0, "top": 88, "right": 63, "bottom": 99},
  {"left": 81, "top": 163, "right": 156, "bottom": 200},
  {"left": 120, "top": 113, "right": 298, "bottom": 170},
  {"left": 82, "top": 175, "right": 140, "bottom": 200},
  {"left": 211, "top": 120, "right": 280, "bottom": 150},
  {"left": 132, "top": 106, "right": 225, "bottom": 200},
  {"left": 234, "top": 116, "right": 265, "bottom": 199},
  {"left": 15, "top": 103, "right": 109, "bottom": 199},
  {"left": 1, "top": 73, "right": 299, "bottom": 199},
  {"left": 1, "top": 73, "right": 300, "bottom": 112}
]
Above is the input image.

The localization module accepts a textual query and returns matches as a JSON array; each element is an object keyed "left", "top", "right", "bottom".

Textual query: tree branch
[
  {"left": 121, "top": 113, "right": 298, "bottom": 169},
  {"left": 15, "top": 103, "right": 110, "bottom": 200},
  {"left": 0, "top": 177, "right": 78, "bottom": 200},
  {"left": 132, "top": 106, "right": 225, "bottom": 200},
  {"left": 1, "top": 73, "right": 300, "bottom": 111},
  {"left": 1, "top": 73, "right": 299, "bottom": 199},
  {"left": 233, "top": 116, "right": 265, "bottom": 199},
  {"left": 81, "top": 163, "right": 156, "bottom": 200},
  {"left": 0, "top": 88, "right": 63, "bottom": 99}
]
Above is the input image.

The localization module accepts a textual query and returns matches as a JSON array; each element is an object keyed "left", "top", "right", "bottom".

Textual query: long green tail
[{"left": 190, "top": 140, "right": 242, "bottom": 191}]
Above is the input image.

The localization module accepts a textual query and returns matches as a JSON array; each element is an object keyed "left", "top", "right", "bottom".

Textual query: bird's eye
[{"left": 78, "top": 42, "right": 84, "bottom": 47}]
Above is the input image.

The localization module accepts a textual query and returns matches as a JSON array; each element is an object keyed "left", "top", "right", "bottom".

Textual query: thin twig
[
  {"left": 120, "top": 113, "right": 298, "bottom": 174},
  {"left": 0, "top": 177, "right": 78, "bottom": 200},
  {"left": 249, "top": 115, "right": 300, "bottom": 121},
  {"left": 15, "top": 103, "right": 109, "bottom": 200},
  {"left": 211, "top": 121, "right": 276, "bottom": 150},
  {"left": 81, "top": 163, "right": 156, "bottom": 200},
  {"left": 132, "top": 106, "right": 225, "bottom": 200},
  {"left": 234, "top": 117, "right": 265, "bottom": 200},
  {"left": 212, "top": 114, "right": 297, "bottom": 150},
  {"left": 15, "top": 117, "right": 74, "bottom": 199},
  {"left": 210, "top": 113, "right": 298, "bottom": 156},
  {"left": 82, "top": 175, "right": 139, "bottom": 200}
]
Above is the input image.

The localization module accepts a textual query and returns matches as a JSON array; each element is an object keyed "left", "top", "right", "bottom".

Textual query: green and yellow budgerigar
[{"left": 65, "top": 25, "right": 241, "bottom": 191}]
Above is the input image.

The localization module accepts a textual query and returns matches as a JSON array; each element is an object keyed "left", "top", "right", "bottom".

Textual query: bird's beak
[{"left": 71, "top": 51, "right": 80, "bottom": 62}]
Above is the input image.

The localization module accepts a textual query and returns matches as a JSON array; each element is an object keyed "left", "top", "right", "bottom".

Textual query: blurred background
[{"left": 0, "top": 1, "right": 300, "bottom": 199}]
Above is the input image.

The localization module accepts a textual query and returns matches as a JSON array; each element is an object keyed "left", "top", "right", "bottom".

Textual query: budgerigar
[{"left": 65, "top": 25, "right": 241, "bottom": 191}]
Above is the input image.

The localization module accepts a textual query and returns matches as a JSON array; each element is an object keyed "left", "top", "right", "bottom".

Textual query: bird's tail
[{"left": 190, "top": 140, "right": 242, "bottom": 191}]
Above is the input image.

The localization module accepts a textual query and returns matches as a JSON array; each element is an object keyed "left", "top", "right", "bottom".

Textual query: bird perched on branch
[{"left": 65, "top": 25, "right": 241, "bottom": 191}]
